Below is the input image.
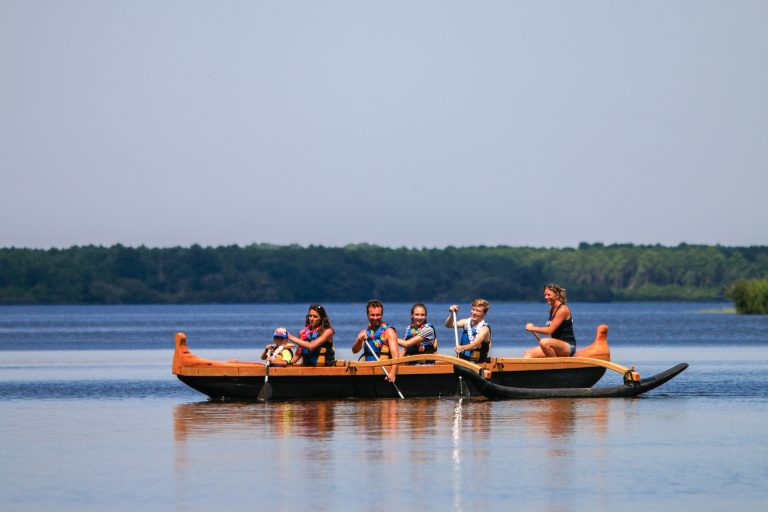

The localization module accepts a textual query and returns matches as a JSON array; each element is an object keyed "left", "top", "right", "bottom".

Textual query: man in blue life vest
[
  {"left": 445, "top": 299, "right": 492, "bottom": 363},
  {"left": 352, "top": 299, "right": 400, "bottom": 382}
]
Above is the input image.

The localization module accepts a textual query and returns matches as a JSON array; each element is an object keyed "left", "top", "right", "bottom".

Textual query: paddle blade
[
  {"left": 258, "top": 382, "right": 272, "bottom": 401},
  {"left": 258, "top": 361, "right": 272, "bottom": 401}
]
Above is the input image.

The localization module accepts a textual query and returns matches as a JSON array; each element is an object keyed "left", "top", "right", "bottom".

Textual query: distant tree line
[{"left": 0, "top": 243, "right": 767, "bottom": 305}]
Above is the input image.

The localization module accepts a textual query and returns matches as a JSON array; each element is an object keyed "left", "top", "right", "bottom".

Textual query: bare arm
[
  {"left": 261, "top": 344, "right": 275, "bottom": 360},
  {"left": 398, "top": 334, "right": 425, "bottom": 348},
  {"left": 399, "top": 324, "right": 435, "bottom": 348},
  {"left": 445, "top": 305, "right": 468, "bottom": 328},
  {"left": 526, "top": 305, "right": 570, "bottom": 335},
  {"left": 454, "top": 325, "right": 490, "bottom": 353},
  {"left": 385, "top": 327, "right": 399, "bottom": 380},
  {"left": 445, "top": 304, "right": 458, "bottom": 327},
  {"left": 351, "top": 330, "right": 366, "bottom": 354},
  {"left": 288, "top": 328, "right": 334, "bottom": 351}
]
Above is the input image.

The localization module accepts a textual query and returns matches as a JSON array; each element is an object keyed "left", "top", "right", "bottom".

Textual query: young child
[{"left": 260, "top": 327, "right": 295, "bottom": 367}]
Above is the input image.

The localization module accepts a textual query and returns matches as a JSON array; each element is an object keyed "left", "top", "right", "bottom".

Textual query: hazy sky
[{"left": 2, "top": 1, "right": 766, "bottom": 249}]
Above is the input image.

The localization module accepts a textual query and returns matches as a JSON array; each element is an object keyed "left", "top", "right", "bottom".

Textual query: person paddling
[
  {"left": 260, "top": 327, "right": 295, "bottom": 367},
  {"left": 445, "top": 299, "right": 492, "bottom": 363},
  {"left": 524, "top": 283, "right": 577, "bottom": 358},
  {"left": 352, "top": 299, "right": 399, "bottom": 382}
]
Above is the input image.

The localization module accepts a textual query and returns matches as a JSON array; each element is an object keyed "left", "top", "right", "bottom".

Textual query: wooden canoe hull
[
  {"left": 177, "top": 364, "right": 608, "bottom": 401},
  {"left": 171, "top": 323, "right": 686, "bottom": 401},
  {"left": 172, "top": 330, "right": 615, "bottom": 401}
]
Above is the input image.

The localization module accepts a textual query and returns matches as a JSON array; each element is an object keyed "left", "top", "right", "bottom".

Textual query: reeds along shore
[{"left": 728, "top": 278, "right": 768, "bottom": 314}]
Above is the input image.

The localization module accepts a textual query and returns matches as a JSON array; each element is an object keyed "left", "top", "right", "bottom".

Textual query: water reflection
[
  {"left": 527, "top": 399, "right": 578, "bottom": 442},
  {"left": 452, "top": 399, "right": 463, "bottom": 512},
  {"left": 173, "top": 397, "right": 609, "bottom": 446},
  {"left": 173, "top": 397, "right": 611, "bottom": 511},
  {"left": 173, "top": 398, "right": 505, "bottom": 444},
  {"left": 173, "top": 400, "right": 339, "bottom": 442},
  {"left": 512, "top": 398, "right": 610, "bottom": 439},
  {"left": 513, "top": 399, "right": 610, "bottom": 512}
]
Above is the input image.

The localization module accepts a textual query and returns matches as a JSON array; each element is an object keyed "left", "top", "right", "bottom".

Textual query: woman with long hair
[
  {"left": 398, "top": 303, "right": 438, "bottom": 358},
  {"left": 287, "top": 304, "right": 336, "bottom": 366},
  {"left": 524, "top": 284, "right": 576, "bottom": 358}
]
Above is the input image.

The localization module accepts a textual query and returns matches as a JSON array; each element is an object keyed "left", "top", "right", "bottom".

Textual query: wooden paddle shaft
[
  {"left": 452, "top": 311, "right": 459, "bottom": 347},
  {"left": 362, "top": 338, "right": 405, "bottom": 399}
]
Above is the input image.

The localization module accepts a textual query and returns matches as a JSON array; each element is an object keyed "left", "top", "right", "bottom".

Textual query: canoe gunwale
[{"left": 173, "top": 331, "right": 626, "bottom": 379}]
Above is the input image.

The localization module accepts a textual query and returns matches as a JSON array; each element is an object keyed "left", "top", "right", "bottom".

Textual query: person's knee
[{"left": 543, "top": 339, "right": 568, "bottom": 356}]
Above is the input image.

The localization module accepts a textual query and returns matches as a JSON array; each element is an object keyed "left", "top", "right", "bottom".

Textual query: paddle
[
  {"left": 363, "top": 338, "right": 405, "bottom": 400},
  {"left": 453, "top": 311, "right": 470, "bottom": 397},
  {"left": 452, "top": 311, "right": 460, "bottom": 346},
  {"left": 258, "top": 347, "right": 273, "bottom": 401}
]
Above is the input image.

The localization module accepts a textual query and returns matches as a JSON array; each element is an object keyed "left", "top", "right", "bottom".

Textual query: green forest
[
  {"left": 728, "top": 278, "right": 768, "bottom": 314},
  {"left": 1, "top": 243, "right": 767, "bottom": 305}
]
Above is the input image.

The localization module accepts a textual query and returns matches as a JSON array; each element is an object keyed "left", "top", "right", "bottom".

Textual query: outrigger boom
[{"left": 452, "top": 363, "right": 688, "bottom": 399}]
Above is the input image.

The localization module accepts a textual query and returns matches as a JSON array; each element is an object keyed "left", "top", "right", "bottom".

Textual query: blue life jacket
[
  {"left": 298, "top": 326, "right": 335, "bottom": 366},
  {"left": 363, "top": 323, "right": 395, "bottom": 361},
  {"left": 459, "top": 320, "right": 491, "bottom": 363}
]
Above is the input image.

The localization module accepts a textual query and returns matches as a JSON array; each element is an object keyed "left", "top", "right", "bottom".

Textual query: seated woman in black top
[{"left": 524, "top": 284, "right": 576, "bottom": 358}]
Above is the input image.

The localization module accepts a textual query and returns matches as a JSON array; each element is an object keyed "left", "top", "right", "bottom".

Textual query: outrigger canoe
[{"left": 172, "top": 325, "right": 687, "bottom": 401}]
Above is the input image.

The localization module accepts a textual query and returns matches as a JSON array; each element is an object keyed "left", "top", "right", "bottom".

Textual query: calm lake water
[{"left": 1, "top": 303, "right": 767, "bottom": 511}]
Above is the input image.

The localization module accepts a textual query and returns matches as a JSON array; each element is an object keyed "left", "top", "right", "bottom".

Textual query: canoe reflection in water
[
  {"left": 173, "top": 400, "right": 338, "bottom": 443},
  {"left": 173, "top": 396, "right": 609, "bottom": 448},
  {"left": 173, "top": 397, "right": 614, "bottom": 510}
]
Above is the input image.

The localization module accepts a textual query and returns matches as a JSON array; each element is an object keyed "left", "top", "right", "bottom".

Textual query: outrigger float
[{"left": 172, "top": 325, "right": 687, "bottom": 401}]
